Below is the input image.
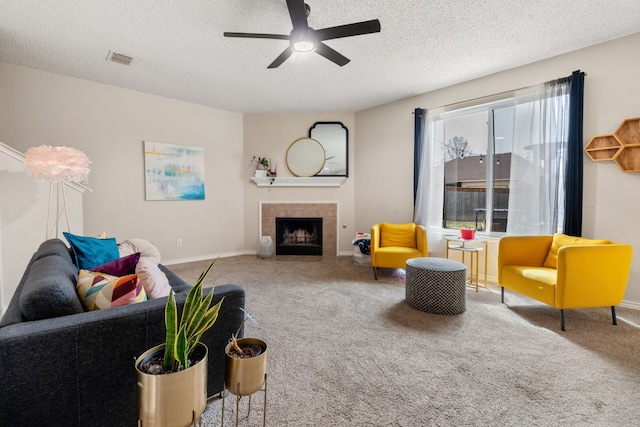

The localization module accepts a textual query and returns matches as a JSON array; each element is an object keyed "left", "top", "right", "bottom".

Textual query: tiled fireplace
[{"left": 260, "top": 202, "right": 338, "bottom": 257}]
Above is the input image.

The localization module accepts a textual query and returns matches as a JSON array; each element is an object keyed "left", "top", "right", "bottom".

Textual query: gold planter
[
  {"left": 224, "top": 338, "right": 267, "bottom": 396},
  {"left": 135, "top": 343, "right": 208, "bottom": 427}
]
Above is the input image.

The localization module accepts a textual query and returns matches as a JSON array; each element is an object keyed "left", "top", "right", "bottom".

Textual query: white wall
[
  {"left": 355, "top": 33, "right": 640, "bottom": 306},
  {"left": 243, "top": 113, "right": 356, "bottom": 254},
  {"left": 0, "top": 143, "right": 85, "bottom": 312},
  {"left": 0, "top": 62, "right": 245, "bottom": 265}
]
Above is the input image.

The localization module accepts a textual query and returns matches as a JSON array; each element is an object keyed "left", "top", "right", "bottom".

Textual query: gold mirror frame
[{"left": 286, "top": 137, "right": 326, "bottom": 177}]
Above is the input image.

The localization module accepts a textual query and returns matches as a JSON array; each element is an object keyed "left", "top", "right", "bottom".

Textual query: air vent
[{"left": 107, "top": 51, "right": 133, "bottom": 65}]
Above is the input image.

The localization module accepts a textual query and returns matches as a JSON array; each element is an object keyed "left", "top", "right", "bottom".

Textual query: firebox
[{"left": 275, "top": 217, "right": 323, "bottom": 256}]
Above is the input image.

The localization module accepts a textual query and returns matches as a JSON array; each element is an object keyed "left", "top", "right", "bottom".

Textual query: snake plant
[{"left": 163, "top": 258, "right": 224, "bottom": 372}]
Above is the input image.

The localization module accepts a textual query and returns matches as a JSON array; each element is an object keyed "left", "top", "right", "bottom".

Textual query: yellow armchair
[
  {"left": 498, "top": 234, "right": 633, "bottom": 331},
  {"left": 371, "top": 223, "right": 428, "bottom": 280}
]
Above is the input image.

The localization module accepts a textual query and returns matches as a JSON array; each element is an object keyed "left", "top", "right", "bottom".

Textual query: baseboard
[
  {"left": 162, "top": 250, "right": 254, "bottom": 266},
  {"left": 619, "top": 300, "right": 640, "bottom": 310}
]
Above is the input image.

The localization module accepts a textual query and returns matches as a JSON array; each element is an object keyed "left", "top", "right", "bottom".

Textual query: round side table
[{"left": 405, "top": 257, "right": 467, "bottom": 315}]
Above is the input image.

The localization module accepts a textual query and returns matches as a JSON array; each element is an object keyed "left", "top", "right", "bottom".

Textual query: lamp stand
[{"left": 46, "top": 180, "right": 71, "bottom": 240}]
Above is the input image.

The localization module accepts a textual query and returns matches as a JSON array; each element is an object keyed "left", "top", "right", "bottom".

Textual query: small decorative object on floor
[{"left": 258, "top": 236, "right": 273, "bottom": 259}]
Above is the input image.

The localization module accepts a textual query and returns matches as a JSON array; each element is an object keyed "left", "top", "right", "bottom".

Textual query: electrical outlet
[{"left": 176, "top": 238, "right": 183, "bottom": 247}]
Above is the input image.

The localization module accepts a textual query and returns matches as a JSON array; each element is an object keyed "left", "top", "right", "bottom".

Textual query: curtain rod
[{"left": 412, "top": 70, "right": 586, "bottom": 113}]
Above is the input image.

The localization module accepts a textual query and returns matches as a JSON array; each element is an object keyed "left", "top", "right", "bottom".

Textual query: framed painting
[{"left": 143, "top": 141, "right": 205, "bottom": 200}]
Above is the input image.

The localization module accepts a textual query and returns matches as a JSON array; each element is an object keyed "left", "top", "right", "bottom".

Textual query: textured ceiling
[{"left": 1, "top": 1, "right": 640, "bottom": 114}]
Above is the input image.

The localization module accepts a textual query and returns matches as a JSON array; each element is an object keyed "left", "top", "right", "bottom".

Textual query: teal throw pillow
[{"left": 63, "top": 232, "right": 120, "bottom": 270}]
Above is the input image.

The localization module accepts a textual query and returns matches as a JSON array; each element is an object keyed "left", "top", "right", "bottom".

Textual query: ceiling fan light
[{"left": 292, "top": 40, "right": 315, "bottom": 53}]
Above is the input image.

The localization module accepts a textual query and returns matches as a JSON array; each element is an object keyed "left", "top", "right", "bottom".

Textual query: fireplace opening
[{"left": 275, "top": 217, "right": 323, "bottom": 256}]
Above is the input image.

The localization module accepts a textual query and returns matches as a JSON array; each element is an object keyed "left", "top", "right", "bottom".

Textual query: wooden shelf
[
  {"left": 584, "top": 135, "right": 622, "bottom": 161},
  {"left": 614, "top": 117, "right": 640, "bottom": 145},
  {"left": 250, "top": 176, "right": 346, "bottom": 187},
  {"left": 613, "top": 118, "right": 640, "bottom": 172},
  {"left": 586, "top": 118, "right": 640, "bottom": 172}
]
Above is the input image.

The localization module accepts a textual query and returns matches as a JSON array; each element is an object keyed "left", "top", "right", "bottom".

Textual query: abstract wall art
[{"left": 144, "top": 141, "right": 205, "bottom": 201}]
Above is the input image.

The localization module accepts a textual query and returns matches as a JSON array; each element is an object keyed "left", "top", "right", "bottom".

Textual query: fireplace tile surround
[{"left": 260, "top": 202, "right": 337, "bottom": 257}]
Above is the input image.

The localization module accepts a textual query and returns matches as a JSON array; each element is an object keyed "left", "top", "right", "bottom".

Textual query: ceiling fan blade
[
  {"left": 314, "top": 19, "right": 381, "bottom": 41},
  {"left": 286, "top": 0, "right": 309, "bottom": 30},
  {"left": 223, "top": 32, "right": 290, "bottom": 40},
  {"left": 314, "top": 42, "right": 350, "bottom": 67},
  {"left": 268, "top": 47, "right": 294, "bottom": 69}
]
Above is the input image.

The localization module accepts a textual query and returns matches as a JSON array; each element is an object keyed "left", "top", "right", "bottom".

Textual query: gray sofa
[{"left": 0, "top": 239, "right": 246, "bottom": 427}]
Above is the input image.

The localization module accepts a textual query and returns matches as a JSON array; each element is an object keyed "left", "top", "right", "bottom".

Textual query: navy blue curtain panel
[
  {"left": 414, "top": 108, "right": 426, "bottom": 205},
  {"left": 563, "top": 70, "right": 585, "bottom": 236}
]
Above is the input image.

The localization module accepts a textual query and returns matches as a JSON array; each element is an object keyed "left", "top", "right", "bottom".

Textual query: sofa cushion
[
  {"left": 63, "top": 232, "right": 120, "bottom": 270},
  {"left": 543, "top": 233, "right": 612, "bottom": 269},
  {"left": 118, "top": 238, "right": 161, "bottom": 264},
  {"left": 135, "top": 258, "right": 171, "bottom": 299},
  {"left": 77, "top": 270, "right": 146, "bottom": 311},
  {"left": 380, "top": 223, "right": 416, "bottom": 248},
  {"left": 90, "top": 252, "right": 140, "bottom": 276},
  {"left": 19, "top": 254, "right": 85, "bottom": 321}
]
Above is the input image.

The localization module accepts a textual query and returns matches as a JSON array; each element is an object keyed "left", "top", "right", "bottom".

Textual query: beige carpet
[{"left": 168, "top": 255, "right": 640, "bottom": 426}]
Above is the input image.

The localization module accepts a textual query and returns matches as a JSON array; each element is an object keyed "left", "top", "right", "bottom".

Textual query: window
[
  {"left": 414, "top": 75, "right": 579, "bottom": 241},
  {"left": 432, "top": 101, "right": 515, "bottom": 233}
]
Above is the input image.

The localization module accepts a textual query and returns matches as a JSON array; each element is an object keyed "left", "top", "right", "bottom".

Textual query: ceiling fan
[{"left": 223, "top": 0, "right": 381, "bottom": 68}]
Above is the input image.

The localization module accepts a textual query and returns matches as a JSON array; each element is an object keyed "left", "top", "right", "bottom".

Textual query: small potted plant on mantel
[
  {"left": 135, "top": 259, "right": 224, "bottom": 427},
  {"left": 251, "top": 156, "right": 271, "bottom": 178}
]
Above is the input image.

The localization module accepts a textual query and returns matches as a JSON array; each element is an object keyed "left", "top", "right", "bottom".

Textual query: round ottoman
[{"left": 405, "top": 257, "right": 467, "bottom": 315}]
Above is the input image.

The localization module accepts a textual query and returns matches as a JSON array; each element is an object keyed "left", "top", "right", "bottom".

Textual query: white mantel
[{"left": 250, "top": 176, "right": 346, "bottom": 187}]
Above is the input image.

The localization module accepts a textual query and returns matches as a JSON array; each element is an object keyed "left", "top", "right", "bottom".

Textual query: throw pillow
[
  {"left": 118, "top": 238, "right": 161, "bottom": 264},
  {"left": 542, "top": 233, "right": 612, "bottom": 269},
  {"left": 380, "top": 223, "right": 416, "bottom": 248},
  {"left": 90, "top": 252, "right": 141, "bottom": 276},
  {"left": 77, "top": 270, "right": 146, "bottom": 311},
  {"left": 63, "top": 232, "right": 120, "bottom": 270},
  {"left": 135, "top": 258, "right": 172, "bottom": 299}
]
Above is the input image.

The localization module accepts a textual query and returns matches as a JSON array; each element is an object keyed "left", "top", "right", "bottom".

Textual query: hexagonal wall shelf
[
  {"left": 584, "top": 135, "right": 622, "bottom": 161},
  {"left": 613, "top": 117, "right": 640, "bottom": 172}
]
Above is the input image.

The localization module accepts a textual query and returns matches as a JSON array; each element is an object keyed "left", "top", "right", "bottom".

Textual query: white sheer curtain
[
  {"left": 507, "top": 80, "right": 570, "bottom": 234},
  {"left": 414, "top": 107, "right": 446, "bottom": 254}
]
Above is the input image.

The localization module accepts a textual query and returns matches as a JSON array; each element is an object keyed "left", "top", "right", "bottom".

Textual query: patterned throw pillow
[{"left": 77, "top": 270, "right": 147, "bottom": 311}]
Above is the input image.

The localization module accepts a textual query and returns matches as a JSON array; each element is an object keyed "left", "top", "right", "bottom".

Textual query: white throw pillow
[
  {"left": 135, "top": 258, "right": 171, "bottom": 299},
  {"left": 118, "top": 238, "right": 161, "bottom": 264}
]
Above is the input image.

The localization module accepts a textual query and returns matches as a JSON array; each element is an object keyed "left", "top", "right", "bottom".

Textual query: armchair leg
[
  {"left": 611, "top": 306, "right": 617, "bottom": 326},
  {"left": 373, "top": 267, "right": 378, "bottom": 280},
  {"left": 560, "top": 309, "right": 565, "bottom": 331},
  {"left": 501, "top": 287, "right": 504, "bottom": 304}
]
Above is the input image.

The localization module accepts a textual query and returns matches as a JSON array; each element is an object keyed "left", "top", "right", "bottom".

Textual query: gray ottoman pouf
[{"left": 406, "top": 257, "right": 467, "bottom": 315}]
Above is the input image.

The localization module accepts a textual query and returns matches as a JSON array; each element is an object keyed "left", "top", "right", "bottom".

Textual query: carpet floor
[{"left": 167, "top": 255, "right": 640, "bottom": 426}]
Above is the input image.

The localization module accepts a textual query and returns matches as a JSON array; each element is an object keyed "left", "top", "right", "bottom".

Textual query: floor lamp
[{"left": 25, "top": 145, "right": 91, "bottom": 240}]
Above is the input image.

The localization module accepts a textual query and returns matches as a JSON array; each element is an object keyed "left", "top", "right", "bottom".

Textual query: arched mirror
[
  {"left": 309, "top": 122, "right": 348, "bottom": 176},
  {"left": 286, "top": 137, "right": 326, "bottom": 177}
]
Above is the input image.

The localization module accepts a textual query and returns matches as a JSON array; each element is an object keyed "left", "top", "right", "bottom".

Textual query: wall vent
[{"left": 107, "top": 51, "right": 133, "bottom": 65}]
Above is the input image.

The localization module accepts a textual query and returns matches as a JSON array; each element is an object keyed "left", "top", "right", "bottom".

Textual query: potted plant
[
  {"left": 224, "top": 308, "right": 267, "bottom": 397},
  {"left": 135, "top": 259, "right": 224, "bottom": 427},
  {"left": 251, "top": 156, "right": 270, "bottom": 178}
]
